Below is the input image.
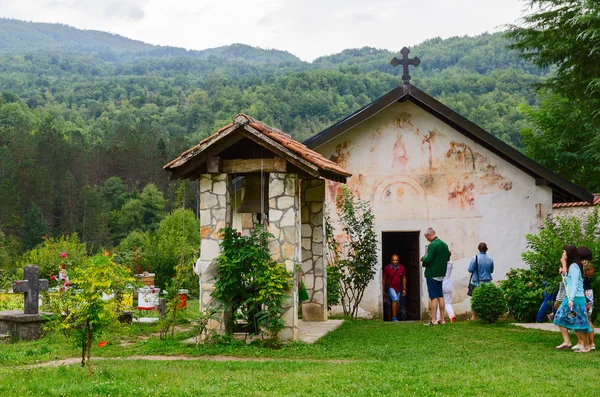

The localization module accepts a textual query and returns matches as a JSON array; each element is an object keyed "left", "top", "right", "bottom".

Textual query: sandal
[
  {"left": 555, "top": 344, "right": 572, "bottom": 350},
  {"left": 423, "top": 321, "right": 438, "bottom": 326}
]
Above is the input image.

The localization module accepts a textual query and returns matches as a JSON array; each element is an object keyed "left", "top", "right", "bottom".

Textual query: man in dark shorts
[
  {"left": 421, "top": 227, "right": 450, "bottom": 325},
  {"left": 382, "top": 254, "right": 407, "bottom": 322}
]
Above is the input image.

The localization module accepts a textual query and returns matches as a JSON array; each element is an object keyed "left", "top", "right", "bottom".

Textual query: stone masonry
[
  {"left": 268, "top": 173, "right": 299, "bottom": 341},
  {"left": 198, "top": 173, "right": 231, "bottom": 333},
  {"left": 300, "top": 179, "right": 327, "bottom": 321}
]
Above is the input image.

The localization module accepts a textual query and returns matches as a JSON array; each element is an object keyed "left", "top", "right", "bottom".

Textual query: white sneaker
[
  {"left": 571, "top": 344, "right": 583, "bottom": 350},
  {"left": 591, "top": 345, "right": 596, "bottom": 350}
]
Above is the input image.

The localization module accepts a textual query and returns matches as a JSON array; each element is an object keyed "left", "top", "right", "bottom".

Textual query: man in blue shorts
[
  {"left": 421, "top": 227, "right": 450, "bottom": 325},
  {"left": 382, "top": 254, "right": 407, "bottom": 322}
]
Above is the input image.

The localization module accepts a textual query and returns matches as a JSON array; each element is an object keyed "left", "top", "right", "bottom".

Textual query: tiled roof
[
  {"left": 553, "top": 193, "right": 600, "bottom": 208},
  {"left": 164, "top": 113, "right": 351, "bottom": 179}
]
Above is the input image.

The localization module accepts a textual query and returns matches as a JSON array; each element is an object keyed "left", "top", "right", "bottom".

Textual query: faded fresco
[{"left": 317, "top": 101, "right": 552, "bottom": 318}]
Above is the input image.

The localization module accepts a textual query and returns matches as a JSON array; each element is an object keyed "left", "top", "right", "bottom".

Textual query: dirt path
[{"left": 26, "top": 355, "right": 355, "bottom": 368}]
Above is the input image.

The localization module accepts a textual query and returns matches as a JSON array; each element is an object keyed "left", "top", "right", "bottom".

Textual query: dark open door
[{"left": 382, "top": 231, "right": 421, "bottom": 320}]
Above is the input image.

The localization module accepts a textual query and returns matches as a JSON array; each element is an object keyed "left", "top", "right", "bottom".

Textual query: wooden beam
[
  {"left": 169, "top": 133, "right": 245, "bottom": 180},
  {"left": 241, "top": 125, "right": 320, "bottom": 177},
  {"left": 222, "top": 157, "right": 286, "bottom": 173},
  {"left": 535, "top": 178, "right": 551, "bottom": 186},
  {"left": 273, "top": 156, "right": 287, "bottom": 172},
  {"left": 207, "top": 157, "right": 223, "bottom": 173}
]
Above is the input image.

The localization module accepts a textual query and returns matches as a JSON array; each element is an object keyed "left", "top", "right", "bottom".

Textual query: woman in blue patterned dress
[{"left": 554, "top": 245, "right": 593, "bottom": 353}]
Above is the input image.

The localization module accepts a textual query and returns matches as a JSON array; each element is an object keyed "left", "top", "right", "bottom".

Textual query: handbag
[{"left": 467, "top": 254, "right": 479, "bottom": 297}]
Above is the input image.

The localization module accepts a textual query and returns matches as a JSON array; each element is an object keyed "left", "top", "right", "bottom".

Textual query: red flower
[
  {"left": 97, "top": 341, "right": 108, "bottom": 347},
  {"left": 238, "top": 232, "right": 242, "bottom": 236},
  {"left": 51, "top": 275, "right": 56, "bottom": 280},
  {"left": 64, "top": 281, "right": 70, "bottom": 287},
  {"left": 60, "top": 252, "right": 67, "bottom": 258},
  {"left": 104, "top": 251, "right": 110, "bottom": 257}
]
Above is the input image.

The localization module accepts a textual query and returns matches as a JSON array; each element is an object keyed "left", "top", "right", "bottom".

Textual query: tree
[
  {"left": 145, "top": 208, "right": 199, "bottom": 292},
  {"left": 325, "top": 187, "right": 378, "bottom": 319},
  {"left": 507, "top": 0, "right": 600, "bottom": 190},
  {"left": 139, "top": 183, "right": 165, "bottom": 231},
  {"left": 45, "top": 253, "right": 135, "bottom": 373},
  {"left": 23, "top": 203, "right": 50, "bottom": 250}
]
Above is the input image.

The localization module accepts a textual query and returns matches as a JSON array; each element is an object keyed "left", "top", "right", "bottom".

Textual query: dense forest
[{"left": 0, "top": 19, "right": 553, "bottom": 288}]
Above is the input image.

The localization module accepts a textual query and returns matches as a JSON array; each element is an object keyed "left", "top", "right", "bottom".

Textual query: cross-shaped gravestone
[
  {"left": 12, "top": 265, "right": 48, "bottom": 314},
  {"left": 391, "top": 47, "right": 421, "bottom": 85}
]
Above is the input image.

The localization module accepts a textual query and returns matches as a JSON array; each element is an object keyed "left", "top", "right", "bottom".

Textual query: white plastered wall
[{"left": 317, "top": 100, "right": 553, "bottom": 318}]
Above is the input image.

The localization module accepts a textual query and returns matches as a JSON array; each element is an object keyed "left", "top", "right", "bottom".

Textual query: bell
[{"left": 236, "top": 174, "right": 268, "bottom": 213}]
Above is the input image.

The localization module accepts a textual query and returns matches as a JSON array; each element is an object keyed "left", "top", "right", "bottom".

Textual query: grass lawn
[{"left": 0, "top": 305, "right": 598, "bottom": 396}]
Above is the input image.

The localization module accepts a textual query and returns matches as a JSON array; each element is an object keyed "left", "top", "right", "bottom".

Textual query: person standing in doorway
[
  {"left": 382, "top": 254, "right": 406, "bottom": 322},
  {"left": 421, "top": 228, "right": 450, "bottom": 325}
]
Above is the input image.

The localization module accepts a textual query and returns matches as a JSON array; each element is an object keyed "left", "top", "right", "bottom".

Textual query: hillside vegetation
[{"left": 0, "top": 19, "right": 549, "bottom": 281}]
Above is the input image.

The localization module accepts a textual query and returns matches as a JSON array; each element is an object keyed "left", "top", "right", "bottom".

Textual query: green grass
[{"left": 0, "top": 316, "right": 598, "bottom": 396}]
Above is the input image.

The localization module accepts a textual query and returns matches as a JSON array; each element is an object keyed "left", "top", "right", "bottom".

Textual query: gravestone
[{"left": 0, "top": 265, "right": 52, "bottom": 341}]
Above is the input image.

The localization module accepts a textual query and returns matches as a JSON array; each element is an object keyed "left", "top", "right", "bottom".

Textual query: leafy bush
[
  {"left": 471, "top": 282, "right": 507, "bottom": 323},
  {"left": 19, "top": 234, "right": 88, "bottom": 279},
  {"left": 499, "top": 268, "right": 543, "bottom": 322},
  {"left": 44, "top": 253, "right": 136, "bottom": 372},
  {"left": 212, "top": 226, "right": 291, "bottom": 341},
  {"left": 325, "top": 187, "right": 378, "bottom": 319},
  {"left": 522, "top": 208, "right": 599, "bottom": 293}
]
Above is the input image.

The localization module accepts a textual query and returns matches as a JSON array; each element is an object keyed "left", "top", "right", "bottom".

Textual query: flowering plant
[{"left": 48, "top": 252, "right": 71, "bottom": 291}]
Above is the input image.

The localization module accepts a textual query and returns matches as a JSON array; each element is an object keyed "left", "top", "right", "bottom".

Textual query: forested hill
[
  {"left": 0, "top": 18, "right": 152, "bottom": 54},
  {"left": 0, "top": 19, "right": 301, "bottom": 63},
  {"left": 0, "top": 20, "right": 549, "bottom": 263}
]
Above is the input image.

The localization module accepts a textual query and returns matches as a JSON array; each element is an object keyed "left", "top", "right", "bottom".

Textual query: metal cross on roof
[{"left": 391, "top": 47, "right": 421, "bottom": 85}]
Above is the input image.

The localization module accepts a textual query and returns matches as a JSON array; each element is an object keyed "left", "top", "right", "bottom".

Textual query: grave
[{"left": 0, "top": 265, "right": 51, "bottom": 341}]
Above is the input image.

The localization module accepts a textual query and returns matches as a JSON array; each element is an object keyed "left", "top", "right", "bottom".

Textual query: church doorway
[{"left": 381, "top": 231, "right": 421, "bottom": 321}]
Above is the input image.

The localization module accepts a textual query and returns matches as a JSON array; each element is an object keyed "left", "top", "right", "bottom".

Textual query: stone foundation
[{"left": 0, "top": 310, "right": 51, "bottom": 341}]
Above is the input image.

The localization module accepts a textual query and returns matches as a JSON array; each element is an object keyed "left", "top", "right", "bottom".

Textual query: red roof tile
[
  {"left": 553, "top": 193, "right": 600, "bottom": 208},
  {"left": 164, "top": 113, "right": 351, "bottom": 179}
]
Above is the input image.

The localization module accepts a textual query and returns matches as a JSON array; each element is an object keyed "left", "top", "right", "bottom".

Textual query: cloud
[{"left": 0, "top": 0, "right": 526, "bottom": 61}]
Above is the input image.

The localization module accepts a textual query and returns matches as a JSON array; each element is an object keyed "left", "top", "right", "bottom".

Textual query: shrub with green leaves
[
  {"left": 19, "top": 234, "right": 88, "bottom": 279},
  {"left": 325, "top": 187, "right": 378, "bottom": 319},
  {"left": 522, "top": 208, "right": 599, "bottom": 293},
  {"left": 471, "top": 282, "right": 507, "bottom": 323},
  {"left": 499, "top": 268, "right": 543, "bottom": 322},
  {"left": 44, "top": 253, "right": 136, "bottom": 373},
  {"left": 212, "top": 226, "right": 291, "bottom": 341}
]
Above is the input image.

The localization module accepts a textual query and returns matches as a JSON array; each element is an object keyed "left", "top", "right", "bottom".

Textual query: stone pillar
[
  {"left": 300, "top": 179, "right": 327, "bottom": 321},
  {"left": 268, "top": 173, "right": 299, "bottom": 341},
  {"left": 198, "top": 173, "right": 231, "bottom": 333}
]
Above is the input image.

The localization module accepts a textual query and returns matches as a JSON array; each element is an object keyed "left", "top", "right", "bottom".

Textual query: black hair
[{"left": 565, "top": 245, "right": 582, "bottom": 274}]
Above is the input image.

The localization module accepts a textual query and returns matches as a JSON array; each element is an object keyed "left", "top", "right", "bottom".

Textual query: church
[
  {"left": 165, "top": 48, "right": 593, "bottom": 334},
  {"left": 303, "top": 49, "right": 592, "bottom": 320}
]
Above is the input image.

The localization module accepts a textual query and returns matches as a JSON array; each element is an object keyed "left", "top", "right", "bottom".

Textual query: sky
[{"left": 0, "top": 0, "right": 530, "bottom": 61}]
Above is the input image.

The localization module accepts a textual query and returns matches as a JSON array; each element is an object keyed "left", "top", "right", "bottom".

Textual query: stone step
[{"left": 0, "top": 334, "right": 11, "bottom": 344}]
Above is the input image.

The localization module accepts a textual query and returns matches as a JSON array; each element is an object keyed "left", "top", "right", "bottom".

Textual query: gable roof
[
  {"left": 164, "top": 113, "right": 351, "bottom": 182},
  {"left": 304, "top": 84, "right": 593, "bottom": 204}
]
